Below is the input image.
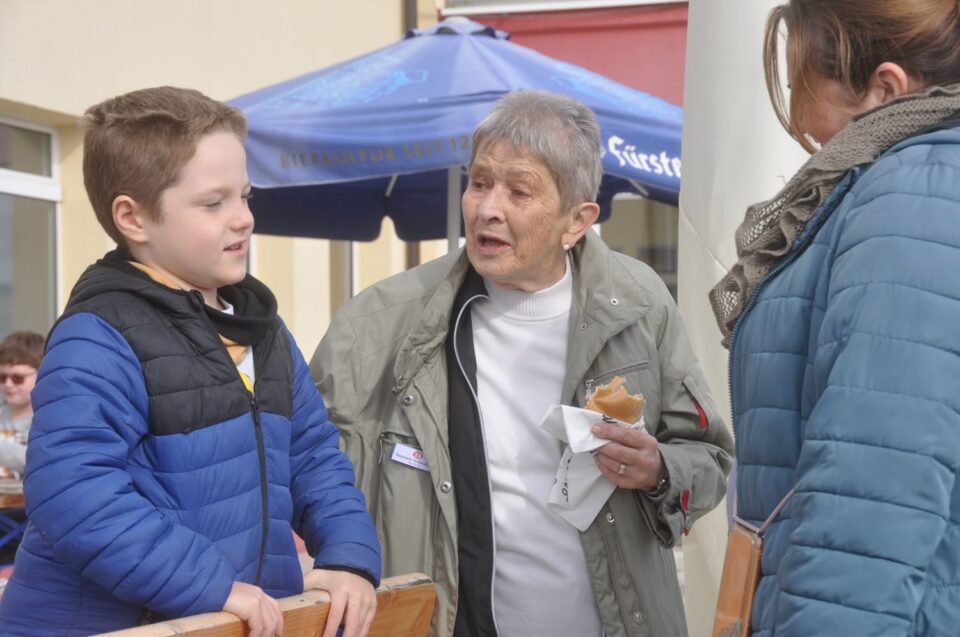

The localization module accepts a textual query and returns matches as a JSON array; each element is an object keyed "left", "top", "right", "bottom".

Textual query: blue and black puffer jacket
[
  {"left": 731, "top": 120, "right": 960, "bottom": 636},
  {"left": 0, "top": 253, "right": 380, "bottom": 636}
]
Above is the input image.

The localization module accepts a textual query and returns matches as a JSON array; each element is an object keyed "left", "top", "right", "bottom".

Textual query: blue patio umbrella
[{"left": 230, "top": 18, "right": 683, "bottom": 242}]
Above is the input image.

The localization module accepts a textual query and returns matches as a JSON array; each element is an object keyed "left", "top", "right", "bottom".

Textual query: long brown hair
[{"left": 764, "top": 0, "right": 960, "bottom": 152}]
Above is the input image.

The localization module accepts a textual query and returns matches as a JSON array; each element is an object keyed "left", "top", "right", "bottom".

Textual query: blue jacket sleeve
[
  {"left": 773, "top": 161, "right": 960, "bottom": 635},
  {"left": 285, "top": 329, "right": 381, "bottom": 585},
  {"left": 25, "top": 313, "right": 237, "bottom": 617}
]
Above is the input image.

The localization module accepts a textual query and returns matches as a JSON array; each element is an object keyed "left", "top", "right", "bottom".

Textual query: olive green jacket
[{"left": 311, "top": 231, "right": 733, "bottom": 637}]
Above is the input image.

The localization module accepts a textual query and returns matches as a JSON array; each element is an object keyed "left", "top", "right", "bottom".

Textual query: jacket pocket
[
  {"left": 584, "top": 361, "right": 650, "bottom": 394},
  {"left": 680, "top": 375, "right": 711, "bottom": 435},
  {"left": 583, "top": 361, "right": 658, "bottom": 424},
  {"left": 376, "top": 432, "right": 439, "bottom": 578}
]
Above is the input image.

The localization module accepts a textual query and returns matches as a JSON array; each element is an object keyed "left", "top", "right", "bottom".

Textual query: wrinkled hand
[
  {"left": 304, "top": 569, "right": 377, "bottom": 637},
  {"left": 222, "top": 581, "right": 283, "bottom": 637},
  {"left": 592, "top": 422, "right": 666, "bottom": 491}
]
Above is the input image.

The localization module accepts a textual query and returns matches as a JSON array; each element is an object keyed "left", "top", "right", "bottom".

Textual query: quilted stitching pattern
[
  {"left": 732, "top": 130, "right": 960, "bottom": 637},
  {"left": 0, "top": 314, "right": 379, "bottom": 635}
]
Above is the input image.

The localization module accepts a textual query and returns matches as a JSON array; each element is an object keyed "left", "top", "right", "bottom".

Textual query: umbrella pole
[{"left": 446, "top": 166, "right": 461, "bottom": 253}]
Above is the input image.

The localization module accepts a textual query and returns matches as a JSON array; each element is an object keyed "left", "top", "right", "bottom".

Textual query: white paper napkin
[{"left": 539, "top": 405, "right": 647, "bottom": 531}]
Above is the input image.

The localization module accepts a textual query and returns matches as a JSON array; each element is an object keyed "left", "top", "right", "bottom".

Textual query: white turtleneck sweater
[{"left": 472, "top": 261, "right": 603, "bottom": 637}]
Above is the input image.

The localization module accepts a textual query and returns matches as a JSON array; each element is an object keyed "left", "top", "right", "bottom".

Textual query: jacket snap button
[
  {"left": 633, "top": 611, "right": 643, "bottom": 623},
  {"left": 605, "top": 512, "right": 615, "bottom": 524},
  {"left": 402, "top": 394, "right": 416, "bottom": 406},
  {"left": 610, "top": 297, "right": 620, "bottom": 306},
  {"left": 579, "top": 322, "right": 588, "bottom": 331},
  {"left": 440, "top": 481, "right": 452, "bottom": 493}
]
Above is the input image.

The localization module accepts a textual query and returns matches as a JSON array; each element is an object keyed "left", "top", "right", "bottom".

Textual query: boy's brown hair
[
  {"left": 0, "top": 331, "right": 45, "bottom": 369},
  {"left": 83, "top": 86, "right": 248, "bottom": 246}
]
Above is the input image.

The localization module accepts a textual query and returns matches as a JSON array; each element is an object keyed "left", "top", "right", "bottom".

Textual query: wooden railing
[
  {"left": 0, "top": 479, "right": 25, "bottom": 554},
  {"left": 97, "top": 573, "right": 435, "bottom": 637},
  {"left": 0, "top": 480, "right": 23, "bottom": 508}
]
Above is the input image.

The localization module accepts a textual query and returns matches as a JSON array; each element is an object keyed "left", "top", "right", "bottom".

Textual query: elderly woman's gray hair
[{"left": 470, "top": 90, "right": 603, "bottom": 213}]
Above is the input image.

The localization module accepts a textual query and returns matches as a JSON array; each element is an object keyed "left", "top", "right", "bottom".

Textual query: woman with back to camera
[{"left": 712, "top": 1, "right": 960, "bottom": 635}]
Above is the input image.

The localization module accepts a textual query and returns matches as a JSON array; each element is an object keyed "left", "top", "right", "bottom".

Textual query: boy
[
  {"left": 0, "top": 331, "right": 45, "bottom": 479},
  {"left": 0, "top": 87, "right": 380, "bottom": 637}
]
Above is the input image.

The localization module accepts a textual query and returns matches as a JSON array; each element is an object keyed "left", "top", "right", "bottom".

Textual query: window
[
  {"left": 0, "top": 123, "right": 52, "bottom": 177},
  {"left": 0, "top": 118, "right": 60, "bottom": 336},
  {"left": 602, "top": 195, "right": 678, "bottom": 299}
]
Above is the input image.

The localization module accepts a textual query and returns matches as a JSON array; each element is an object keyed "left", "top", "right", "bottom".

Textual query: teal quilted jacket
[{"left": 730, "top": 122, "right": 960, "bottom": 636}]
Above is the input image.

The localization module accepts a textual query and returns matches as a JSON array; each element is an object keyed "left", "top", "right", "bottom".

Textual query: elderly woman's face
[{"left": 463, "top": 141, "right": 575, "bottom": 292}]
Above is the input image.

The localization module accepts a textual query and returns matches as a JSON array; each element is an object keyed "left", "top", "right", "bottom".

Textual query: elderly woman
[
  {"left": 312, "top": 90, "right": 732, "bottom": 637},
  {"left": 713, "top": 1, "right": 960, "bottom": 635}
]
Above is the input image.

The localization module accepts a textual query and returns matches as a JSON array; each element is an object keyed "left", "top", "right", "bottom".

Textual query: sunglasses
[{"left": 0, "top": 371, "right": 36, "bottom": 386}]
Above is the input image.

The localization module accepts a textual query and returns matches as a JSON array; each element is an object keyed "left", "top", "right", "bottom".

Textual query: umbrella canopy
[{"left": 230, "top": 18, "right": 683, "bottom": 241}]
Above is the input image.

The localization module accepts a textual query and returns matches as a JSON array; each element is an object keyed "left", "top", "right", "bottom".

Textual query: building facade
[
  {"left": 0, "top": 0, "right": 410, "bottom": 353},
  {"left": 0, "top": 0, "right": 686, "bottom": 350}
]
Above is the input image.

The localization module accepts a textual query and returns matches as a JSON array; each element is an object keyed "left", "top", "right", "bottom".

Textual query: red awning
[{"left": 460, "top": 3, "right": 687, "bottom": 106}]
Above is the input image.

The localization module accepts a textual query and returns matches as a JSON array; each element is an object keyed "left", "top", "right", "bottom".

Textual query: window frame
[
  {"left": 0, "top": 113, "right": 63, "bottom": 322},
  {"left": 0, "top": 115, "right": 62, "bottom": 202}
]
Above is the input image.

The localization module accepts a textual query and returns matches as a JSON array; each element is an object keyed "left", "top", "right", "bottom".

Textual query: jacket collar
[
  {"left": 392, "top": 250, "right": 473, "bottom": 392},
  {"left": 89, "top": 250, "right": 278, "bottom": 348},
  {"left": 888, "top": 110, "right": 960, "bottom": 155},
  {"left": 570, "top": 230, "right": 653, "bottom": 328},
  {"left": 562, "top": 231, "right": 653, "bottom": 404}
]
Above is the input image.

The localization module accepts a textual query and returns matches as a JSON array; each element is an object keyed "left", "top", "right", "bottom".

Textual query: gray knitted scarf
[{"left": 710, "top": 83, "right": 960, "bottom": 347}]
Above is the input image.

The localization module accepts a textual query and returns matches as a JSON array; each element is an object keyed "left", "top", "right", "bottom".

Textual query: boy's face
[
  {"left": 0, "top": 363, "right": 37, "bottom": 413},
  {"left": 135, "top": 131, "right": 253, "bottom": 307}
]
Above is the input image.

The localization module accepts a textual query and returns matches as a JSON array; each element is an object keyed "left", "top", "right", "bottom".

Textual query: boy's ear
[{"left": 112, "top": 195, "right": 151, "bottom": 245}]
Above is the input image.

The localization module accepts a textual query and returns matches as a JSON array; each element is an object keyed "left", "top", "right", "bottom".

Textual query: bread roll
[{"left": 585, "top": 375, "right": 645, "bottom": 424}]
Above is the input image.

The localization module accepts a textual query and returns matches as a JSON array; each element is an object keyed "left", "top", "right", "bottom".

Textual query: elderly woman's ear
[{"left": 562, "top": 201, "right": 601, "bottom": 250}]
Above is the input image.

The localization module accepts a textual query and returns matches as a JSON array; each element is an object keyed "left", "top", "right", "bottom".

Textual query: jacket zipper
[
  {"left": 185, "top": 289, "right": 277, "bottom": 587},
  {"left": 584, "top": 361, "right": 650, "bottom": 392},
  {"left": 727, "top": 169, "right": 860, "bottom": 436},
  {"left": 249, "top": 326, "right": 279, "bottom": 587},
  {"left": 451, "top": 293, "right": 502, "bottom": 637},
  {"left": 250, "top": 392, "right": 269, "bottom": 586}
]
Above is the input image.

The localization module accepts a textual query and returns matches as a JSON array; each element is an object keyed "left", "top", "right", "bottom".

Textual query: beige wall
[
  {"left": 0, "top": 0, "right": 405, "bottom": 354},
  {"left": 0, "top": 1, "right": 404, "bottom": 118},
  {"left": 57, "top": 123, "right": 115, "bottom": 304}
]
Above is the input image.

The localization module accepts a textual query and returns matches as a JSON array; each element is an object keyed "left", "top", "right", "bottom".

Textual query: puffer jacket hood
[{"left": 67, "top": 249, "right": 278, "bottom": 339}]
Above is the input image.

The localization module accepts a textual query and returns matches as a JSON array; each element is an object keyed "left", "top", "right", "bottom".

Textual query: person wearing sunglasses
[{"left": 0, "top": 331, "right": 45, "bottom": 478}]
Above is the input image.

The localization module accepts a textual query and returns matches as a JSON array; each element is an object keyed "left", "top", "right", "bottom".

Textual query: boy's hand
[
  {"left": 303, "top": 568, "right": 377, "bottom": 637},
  {"left": 223, "top": 581, "right": 283, "bottom": 637}
]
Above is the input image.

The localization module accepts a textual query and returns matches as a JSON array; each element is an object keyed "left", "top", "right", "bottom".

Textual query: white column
[{"left": 677, "top": 1, "right": 807, "bottom": 635}]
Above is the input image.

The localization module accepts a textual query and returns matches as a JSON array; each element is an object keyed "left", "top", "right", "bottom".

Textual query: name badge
[{"left": 391, "top": 443, "right": 430, "bottom": 472}]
